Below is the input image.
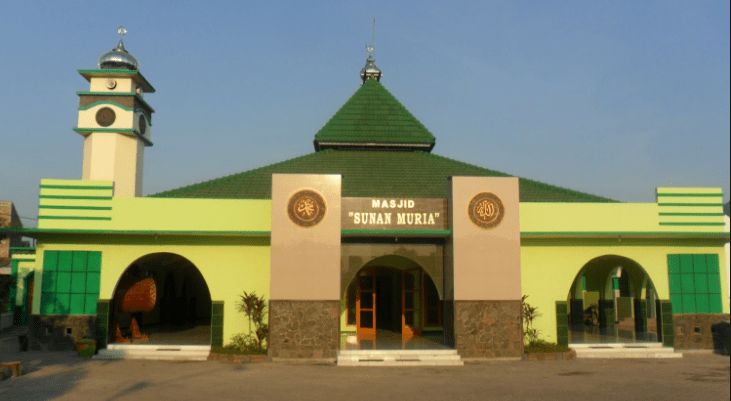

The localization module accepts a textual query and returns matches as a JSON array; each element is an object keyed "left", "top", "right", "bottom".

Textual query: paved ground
[{"left": 1, "top": 327, "right": 729, "bottom": 401}]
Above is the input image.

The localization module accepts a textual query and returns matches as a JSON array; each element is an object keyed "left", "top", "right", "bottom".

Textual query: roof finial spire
[
  {"left": 360, "top": 17, "right": 382, "bottom": 84},
  {"left": 116, "top": 25, "right": 128, "bottom": 50}
]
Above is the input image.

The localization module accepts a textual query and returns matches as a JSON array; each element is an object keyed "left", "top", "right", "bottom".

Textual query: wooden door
[
  {"left": 402, "top": 267, "right": 422, "bottom": 342},
  {"left": 356, "top": 269, "right": 376, "bottom": 345}
]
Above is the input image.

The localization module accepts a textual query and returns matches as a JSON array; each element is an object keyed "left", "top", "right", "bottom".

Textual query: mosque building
[{"left": 5, "top": 29, "right": 729, "bottom": 363}]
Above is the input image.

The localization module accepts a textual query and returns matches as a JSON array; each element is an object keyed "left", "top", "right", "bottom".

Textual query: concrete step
[
  {"left": 337, "top": 349, "right": 464, "bottom": 366},
  {"left": 94, "top": 344, "right": 211, "bottom": 361},
  {"left": 570, "top": 343, "right": 682, "bottom": 359}
]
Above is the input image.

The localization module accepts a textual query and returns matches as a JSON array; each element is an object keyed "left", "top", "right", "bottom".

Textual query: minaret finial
[
  {"left": 116, "top": 25, "right": 128, "bottom": 49},
  {"left": 360, "top": 18, "right": 382, "bottom": 84}
]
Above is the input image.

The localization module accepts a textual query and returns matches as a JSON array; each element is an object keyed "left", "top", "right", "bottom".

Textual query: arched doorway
[
  {"left": 110, "top": 253, "right": 212, "bottom": 345},
  {"left": 567, "top": 255, "right": 659, "bottom": 343},
  {"left": 344, "top": 255, "right": 443, "bottom": 350}
]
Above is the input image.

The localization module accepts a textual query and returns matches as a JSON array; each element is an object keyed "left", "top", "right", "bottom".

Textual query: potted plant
[{"left": 76, "top": 335, "right": 97, "bottom": 359}]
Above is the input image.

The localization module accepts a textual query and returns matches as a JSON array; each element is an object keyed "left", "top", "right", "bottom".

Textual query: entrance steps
[
  {"left": 94, "top": 344, "right": 211, "bottom": 361},
  {"left": 337, "top": 349, "right": 464, "bottom": 366},
  {"left": 571, "top": 343, "right": 682, "bottom": 359}
]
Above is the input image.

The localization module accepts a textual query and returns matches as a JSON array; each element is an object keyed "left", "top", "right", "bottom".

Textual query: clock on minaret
[{"left": 73, "top": 27, "right": 155, "bottom": 197}]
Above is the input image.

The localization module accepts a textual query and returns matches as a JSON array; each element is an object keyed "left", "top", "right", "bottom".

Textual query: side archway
[
  {"left": 110, "top": 252, "right": 212, "bottom": 345},
  {"left": 567, "top": 255, "right": 659, "bottom": 343}
]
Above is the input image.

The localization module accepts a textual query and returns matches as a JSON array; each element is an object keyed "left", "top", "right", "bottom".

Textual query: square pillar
[
  {"left": 269, "top": 174, "right": 341, "bottom": 359},
  {"left": 447, "top": 177, "right": 523, "bottom": 358}
]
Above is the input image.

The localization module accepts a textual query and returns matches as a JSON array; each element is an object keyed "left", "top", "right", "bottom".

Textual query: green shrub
[{"left": 524, "top": 340, "right": 570, "bottom": 354}]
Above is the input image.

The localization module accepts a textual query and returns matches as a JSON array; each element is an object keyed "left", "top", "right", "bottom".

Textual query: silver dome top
[
  {"left": 360, "top": 55, "right": 382, "bottom": 83},
  {"left": 98, "top": 26, "right": 139, "bottom": 70}
]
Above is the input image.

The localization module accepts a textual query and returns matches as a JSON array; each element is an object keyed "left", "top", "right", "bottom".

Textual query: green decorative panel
[
  {"left": 708, "top": 274, "right": 721, "bottom": 294},
  {"left": 87, "top": 252, "right": 102, "bottom": 272},
  {"left": 680, "top": 274, "right": 695, "bottom": 294},
  {"left": 72, "top": 251, "right": 88, "bottom": 272},
  {"left": 695, "top": 295, "right": 710, "bottom": 313},
  {"left": 681, "top": 294, "right": 696, "bottom": 313},
  {"left": 56, "top": 272, "right": 72, "bottom": 293},
  {"left": 40, "top": 293, "right": 55, "bottom": 314},
  {"left": 668, "top": 274, "right": 682, "bottom": 295},
  {"left": 692, "top": 255, "right": 707, "bottom": 273},
  {"left": 658, "top": 300, "right": 674, "bottom": 347},
  {"left": 96, "top": 299, "right": 110, "bottom": 347},
  {"left": 671, "top": 297, "right": 683, "bottom": 314},
  {"left": 71, "top": 272, "right": 86, "bottom": 293},
  {"left": 56, "top": 293, "right": 71, "bottom": 314},
  {"left": 211, "top": 301, "right": 224, "bottom": 347},
  {"left": 58, "top": 251, "right": 73, "bottom": 271},
  {"left": 70, "top": 294, "right": 86, "bottom": 314},
  {"left": 44, "top": 251, "right": 59, "bottom": 271},
  {"left": 555, "top": 301, "right": 569, "bottom": 347},
  {"left": 679, "top": 255, "right": 694, "bottom": 273},
  {"left": 709, "top": 294, "right": 723, "bottom": 313},
  {"left": 85, "top": 294, "right": 98, "bottom": 314},
  {"left": 667, "top": 255, "right": 680, "bottom": 274},
  {"left": 694, "top": 273, "right": 709, "bottom": 294},
  {"left": 86, "top": 273, "right": 101, "bottom": 294}
]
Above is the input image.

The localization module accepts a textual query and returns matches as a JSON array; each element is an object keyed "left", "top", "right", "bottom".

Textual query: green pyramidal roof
[
  {"left": 151, "top": 150, "right": 615, "bottom": 203},
  {"left": 313, "top": 79, "right": 436, "bottom": 151}
]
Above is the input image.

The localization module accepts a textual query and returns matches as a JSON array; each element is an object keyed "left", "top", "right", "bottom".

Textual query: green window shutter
[
  {"left": 694, "top": 273, "right": 709, "bottom": 294},
  {"left": 58, "top": 251, "right": 73, "bottom": 272},
  {"left": 681, "top": 294, "right": 696, "bottom": 314},
  {"left": 709, "top": 294, "right": 723, "bottom": 313},
  {"left": 70, "top": 293, "right": 86, "bottom": 314},
  {"left": 680, "top": 274, "right": 695, "bottom": 294},
  {"left": 87, "top": 252, "right": 102, "bottom": 272},
  {"left": 695, "top": 294, "right": 710, "bottom": 313},
  {"left": 56, "top": 272, "right": 72, "bottom": 293},
  {"left": 679, "top": 255, "right": 694, "bottom": 273},
  {"left": 40, "top": 293, "right": 56, "bottom": 314},
  {"left": 71, "top": 272, "right": 86, "bottom": 293},
  {"left": 86, "top": 273, "right": 101, "bottom": 294},
  {"left": 667, "top": 255, "right": 680, "bottom": 274},
  {"left": 72, "top": 251, "right": 88, "bottom": 272},
  {"left": 84, "top": 294, "right": 98, "bottom": 314}
]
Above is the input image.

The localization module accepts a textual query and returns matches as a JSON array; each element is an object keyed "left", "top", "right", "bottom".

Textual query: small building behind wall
[{"left": 2, "top": 31, "right": 729, "bottom": 359}]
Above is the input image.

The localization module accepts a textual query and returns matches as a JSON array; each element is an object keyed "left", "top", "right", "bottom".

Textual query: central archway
[
  {"left": 343, "top": 255, "right": 443, "bottom": 350},
  {"left": 110, "top": 253, "right": 212, "bottom": 345}
]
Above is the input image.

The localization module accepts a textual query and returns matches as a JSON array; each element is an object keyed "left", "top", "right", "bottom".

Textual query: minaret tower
[{"left": 73, "top": 26, "right": 155, "bottom": 197}]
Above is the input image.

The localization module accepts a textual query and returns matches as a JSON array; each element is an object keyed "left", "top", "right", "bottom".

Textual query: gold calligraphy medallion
[
  {"left": 468, "top": 192, "right": 505, "bottom": 229},
  {"left": 287, "top": 190, "right": 326, "bottom": 228}
]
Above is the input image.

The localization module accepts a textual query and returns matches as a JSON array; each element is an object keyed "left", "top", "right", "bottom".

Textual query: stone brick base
[
  {"left": 28, "top": 315, "right": 96, "bottom": 351},
  {"left": 207, "top": 353, "right": 267, "bottom": 363},
  {"left": 522, "top": 350, "right": 576, "bottom": 361},
  {"left": 673, "top": 313, "right": 730, "bottom": 350},
  {"left": 453, "top": 300, "right": 523, "bottom": 358},
  {"left": 269, "top": 300, "right": 339, "bottom": 359}
]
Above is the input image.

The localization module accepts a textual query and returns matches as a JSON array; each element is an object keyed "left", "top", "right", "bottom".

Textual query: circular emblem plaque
[
  {"left": 96, "top": 107, "right": 116, "bottom": 127},
  {"left": 287, "top": 189, "right": 326, "bottom": 228},
  {"left": 468, "top": 192, "right": 505, "bottom": 229}
]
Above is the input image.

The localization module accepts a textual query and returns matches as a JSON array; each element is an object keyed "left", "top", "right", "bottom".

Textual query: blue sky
[{"left": 0, "top": 0, "right": 729, "bottom": 227}]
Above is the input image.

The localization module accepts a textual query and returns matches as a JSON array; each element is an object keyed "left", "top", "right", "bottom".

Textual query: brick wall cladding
[
  {"left": 268, "top": 300, "right": 339, "bottom": 359},
  {"left": 673, "top": 313, "right": 730, "bottom": 350},
  {"left": 454, "top": 300, "right": 523, "bottom": 358},
  {"left": 28, "top": 315, "right": 97, "bottom": 351}
]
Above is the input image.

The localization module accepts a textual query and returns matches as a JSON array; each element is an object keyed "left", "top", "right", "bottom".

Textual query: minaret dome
[{"left": 98, "top": 26, "right": 139, "bottom": 70}]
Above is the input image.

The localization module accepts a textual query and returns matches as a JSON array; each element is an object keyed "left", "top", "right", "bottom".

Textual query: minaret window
[{"left": 96, "top": 107, "right": 116, "bottom": 127}]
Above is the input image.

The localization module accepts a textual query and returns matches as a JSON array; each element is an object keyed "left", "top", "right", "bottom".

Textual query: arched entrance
[
  {"left": 568, "top": 255, "right": 659, "bottom": 343},
  {"left": 344, "top": 255, "right": 443, "bottom": 350},
  {"left": 110, "top": 253, "right": 212, "bottom": 345}
]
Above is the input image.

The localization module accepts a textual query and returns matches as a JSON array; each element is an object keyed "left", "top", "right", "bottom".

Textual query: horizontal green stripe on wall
[
  {"left": 78, "top": 101, "right": 133, "bottom": 111},
  {"left": 39, "top": 184, "right": 114, "bottom": 190},
  {"left": 39, "top": 205, "right": 112, "bottom": 211},
  {"left": 38, "top": 216, "right": 112, "bottom": 221},
  {"left": 657, "top": 193, "right": 723, "bottom": 197},
  {"left": 659, "top": 222, "right": 726, "bottom": 226},
  {"left": 658, "top": 203, "right": 724, "bottom": 207},
  {"left": 659, "top": 212, "right": 725, "bottom": 217},
  {"left": 39, "top": 195, "right": 113, "bottom": 200}
]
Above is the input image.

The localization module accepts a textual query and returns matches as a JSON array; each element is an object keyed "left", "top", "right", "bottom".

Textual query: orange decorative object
[{"left": 120, "top": 277, "right": 157, "bottom": 313}]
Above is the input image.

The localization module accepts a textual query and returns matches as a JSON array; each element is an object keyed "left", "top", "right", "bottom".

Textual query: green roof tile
[
  {"left": 150, "top": 150, "right": 615, "bottom": 203},
  {"left": 313, "top": 79, "right": 435, "bottom": 149}
]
